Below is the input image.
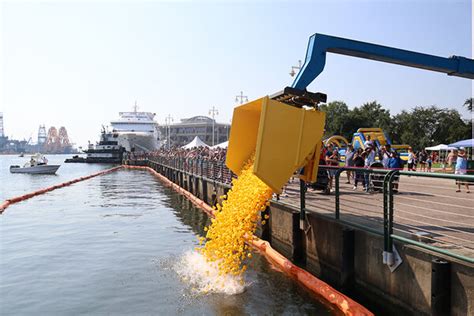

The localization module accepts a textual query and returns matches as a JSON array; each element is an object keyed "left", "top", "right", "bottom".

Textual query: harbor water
[{"left": 0, "top": 155, "right": 333, "bottom": 315}]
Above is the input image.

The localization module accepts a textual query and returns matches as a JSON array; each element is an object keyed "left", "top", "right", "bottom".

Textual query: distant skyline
[{"left": 0, "top": 0, "right": 472, "bottom": 147}]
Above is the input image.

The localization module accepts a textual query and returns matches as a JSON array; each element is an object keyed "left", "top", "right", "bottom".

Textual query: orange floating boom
[{"left": 0, "top": 166, "right": 123, "bottom": 214}]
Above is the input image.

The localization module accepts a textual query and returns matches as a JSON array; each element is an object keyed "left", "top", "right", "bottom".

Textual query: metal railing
[
  {"left": 294, "top": 165, "right": 474, "bottom": 264},
  {"left": 148, "top": 156, "right": 234, "bottom": 184},
  {"left": 144, "top": 155, "right": 474, "bottom": 264}
]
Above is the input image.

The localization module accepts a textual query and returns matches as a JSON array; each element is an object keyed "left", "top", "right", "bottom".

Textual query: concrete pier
[{"left": 138, "top": 159, "right": 473, "bottom": 316}]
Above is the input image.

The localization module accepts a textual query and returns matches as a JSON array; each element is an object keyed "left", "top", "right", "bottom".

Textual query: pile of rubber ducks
[{"left": 199, "top": 155, "right": 273, "bottom": 277}]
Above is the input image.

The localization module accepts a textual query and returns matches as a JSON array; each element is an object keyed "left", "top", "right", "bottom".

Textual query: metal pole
[
  {"left": 209, "top": 106, "right": 219, "bottom": 146},
  {"left": 235, "top": 91, "right": 249, "bottom": 105},
  {"left": 165, "top": 115, "right": 173, "bottom": 149}
]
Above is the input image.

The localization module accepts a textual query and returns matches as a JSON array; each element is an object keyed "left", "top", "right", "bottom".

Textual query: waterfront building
[{"left": 161, "top": 116, "right": 230, "bottom": 147}]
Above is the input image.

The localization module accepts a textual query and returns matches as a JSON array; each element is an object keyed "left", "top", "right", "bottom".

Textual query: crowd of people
[
  {"left": 144, "top": 146, "right": 232, "bottom": 183},
  {"left": 323, "top": 140, "right": 404, "bottom": 193},
  {"left": 321, "top": 137, "right": 470, "bottom": 193},
  {"left": 127, "top": 139, "right": 470, "bottom": 194},
  {"left": 148, "top": 146, "right": 227, "bottom": 162}
]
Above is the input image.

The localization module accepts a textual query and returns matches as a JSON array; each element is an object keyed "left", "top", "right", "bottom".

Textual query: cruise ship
[{"left": 110, "top": 103, "right": 161, "bottom": 152}]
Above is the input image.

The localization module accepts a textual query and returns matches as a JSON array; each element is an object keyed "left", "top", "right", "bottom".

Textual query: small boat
[
  {"left": 10, "top": 154, "right": 60, "bottom": 174},
  {"left": 19, "top": 153, "right": 24, "bottom": 157}
]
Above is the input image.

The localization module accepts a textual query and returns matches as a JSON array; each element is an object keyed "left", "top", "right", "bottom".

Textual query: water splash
[{"left": 174, "top": 251, "right": 246, "bottom": 295}]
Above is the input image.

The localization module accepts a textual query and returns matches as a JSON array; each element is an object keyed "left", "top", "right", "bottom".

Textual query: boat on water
[
  {"left": 110, "top": 102, "right": 161, "bottom": 152},
  {"left": 65, "top": 127, "right": 125, "bottom": 163},
  {"left": 10, "top": 154, "right": 60, "bottom": 174}
]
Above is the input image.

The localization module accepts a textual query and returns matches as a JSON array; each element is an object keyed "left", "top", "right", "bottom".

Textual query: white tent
[
  {"left": 425, "top": 144, "right": 456, "bottom": 151},
  {"left": 211, "top": 141, "right": 228, "bottom": 149},
  {"left": 182, "top": 136, "right": 209, "bottom": 149}
]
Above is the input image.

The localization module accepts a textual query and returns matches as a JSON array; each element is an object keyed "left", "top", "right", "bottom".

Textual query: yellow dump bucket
[{"left": 226, "top": 96, "right": 326, "bottom": 193}]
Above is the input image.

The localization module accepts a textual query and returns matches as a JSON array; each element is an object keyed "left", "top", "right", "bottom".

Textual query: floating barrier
[
  {"left": 0, "top": 166, "right": 123, "bottom": 214},
  {"left": 122, "top": 165, "right": 373, "bottom": 316}
]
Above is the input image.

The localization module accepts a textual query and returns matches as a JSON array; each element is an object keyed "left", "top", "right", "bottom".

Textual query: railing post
[
  {"left": 431, "top": 259, "right": 451, "bottom": 316},
  {"left": 335, "top": 168, "right": 344, "bottom": 220},
  {"left": 387, "top": 170, "right": 399, "bottom": 253},
  {"left": 299, "top": 178, "right": 306, "bottom": 225},
  {"left": 382, "top": 169, "right": 397, "bottom": 266}
]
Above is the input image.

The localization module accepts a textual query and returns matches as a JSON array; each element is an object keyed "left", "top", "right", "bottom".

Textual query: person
[
  {"left": 364, "top": 135, "right": 373, "bottom": 148},
  {"left": 446, "top": 149, "right": 458, "bottom": 173},
  {"left": 426, "top": 153, "right": 432, "bottom": 172},
  {"left": 419, "top": 149, "right": 428, "bottom": 172},
  {"left": 455, "top": 147, "right": 470, "bottom": 193},
  {"left": 325, "top": 145, "right": 340, "bottom": 192},
  {"left": 407, "top": 147, "right": 416, "bottom": 171},
  {"left": 431, "top": 151, "right": 438, "bottom": 164},
  {"left": 345, "top": 144, "right": 355, "bottom": 184},
  {"left": 352, "top": 148, "right": 365, "bottom": 190},
  {"left": 388, "top": 151, "right": 403, "bottom": 192},
  {"left": 363, "top": 145, "right": 376, "bottom": 192},
  {"left": 381, "top": 144, "right": 392, "bottom": 169}
]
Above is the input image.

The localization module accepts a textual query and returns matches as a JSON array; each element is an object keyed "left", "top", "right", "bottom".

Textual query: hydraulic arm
[{"left": 292, "top": 33, "right": 474, "bottom": 90}]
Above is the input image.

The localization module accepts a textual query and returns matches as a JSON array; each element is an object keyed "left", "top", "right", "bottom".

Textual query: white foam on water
[{"left": 174, "top": 250, "right": 246, "bottom": 295}]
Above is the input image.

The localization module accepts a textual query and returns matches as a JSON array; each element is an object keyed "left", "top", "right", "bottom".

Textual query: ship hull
[{"left": 116, "top": 132, "right": 159, "bottom": 152}]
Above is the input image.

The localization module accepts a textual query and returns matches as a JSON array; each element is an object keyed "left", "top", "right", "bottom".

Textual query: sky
[{"left": 0, "top": 0, "right": 472, "bottom": 147}]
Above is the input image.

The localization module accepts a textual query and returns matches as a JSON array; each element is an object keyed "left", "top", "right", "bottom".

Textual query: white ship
[{"left": 110, "top": 103, "right": 161, "bottom": 152}]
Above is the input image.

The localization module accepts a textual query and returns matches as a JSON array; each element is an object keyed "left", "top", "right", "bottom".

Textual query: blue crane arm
[{"left": 291, "top": 33, "right": 474, "bottom": 90}]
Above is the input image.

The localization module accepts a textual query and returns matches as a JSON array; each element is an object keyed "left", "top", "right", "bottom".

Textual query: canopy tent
[
  {"left": 448, "top": 139, "right": 474, "bottom": 148},
  {"left": 211, "top": 141, "right": 228, "bottom": 149},
  {"left": 182, "top": 136, "right": 209, "bottom": 149},
  {"left": 425, "top": 144, "right": 456, "bottom": 151}
]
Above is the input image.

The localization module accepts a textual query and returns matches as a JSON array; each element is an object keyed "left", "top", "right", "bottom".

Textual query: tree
[
  {"left": 391, "top": 106, "right": 471, "bottom": 150},
  {"left": 346, "top": 101, "right": 391, "bottom": 133},
  {"left": 319, "top": 101, "right": 351, "bottom": 139},
  {"left": 464, "top": 98, "right": 472, "bottom": 112}
]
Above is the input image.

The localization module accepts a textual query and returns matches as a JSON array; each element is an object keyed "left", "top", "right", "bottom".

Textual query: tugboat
[
  {"left": 65, "top": 127, "right": 125, "bottom": 164},
  {"left": 10, "top": 154, "right": 60, "bottom": 174}
]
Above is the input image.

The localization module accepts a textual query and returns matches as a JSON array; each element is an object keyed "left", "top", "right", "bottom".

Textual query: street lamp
[
  {"left": 165, "top": 114, "right": 173, "bottom": 149},
  {"left": 209, "top": 106, "right": 219, "bottom": 146},
  {"left": 289, "top": 59, "right": 302, "bottom": 77},
  {"left": 235, "top": 91, "right": 249, "bottom": 105}
]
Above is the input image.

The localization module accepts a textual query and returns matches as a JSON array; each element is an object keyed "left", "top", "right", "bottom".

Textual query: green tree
[
  {"left": 319, "top": 101, "right": 351, "bottom": 139},
  {"left": 464, "top": 98, "right": 472, "bottom": 112},
  {"left": 346, "top": 101, "right": 391, "bottom": 134},
  {"left": 391, "top": 106, "right": 471, "bottom": 150}
]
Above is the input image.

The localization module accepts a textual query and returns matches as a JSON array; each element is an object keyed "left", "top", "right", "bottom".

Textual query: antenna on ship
[{"left": 133, "top": 100, "right": 138, "bottom": 112}]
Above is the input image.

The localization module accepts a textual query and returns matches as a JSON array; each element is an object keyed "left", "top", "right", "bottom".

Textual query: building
[{"left": 161, "top": 116, "right": 230, "bottom": 147}]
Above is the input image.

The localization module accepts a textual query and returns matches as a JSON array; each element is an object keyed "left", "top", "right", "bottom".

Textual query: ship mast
[{"left": 133, "top": 101, "right": 139, "bottom": 113}]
